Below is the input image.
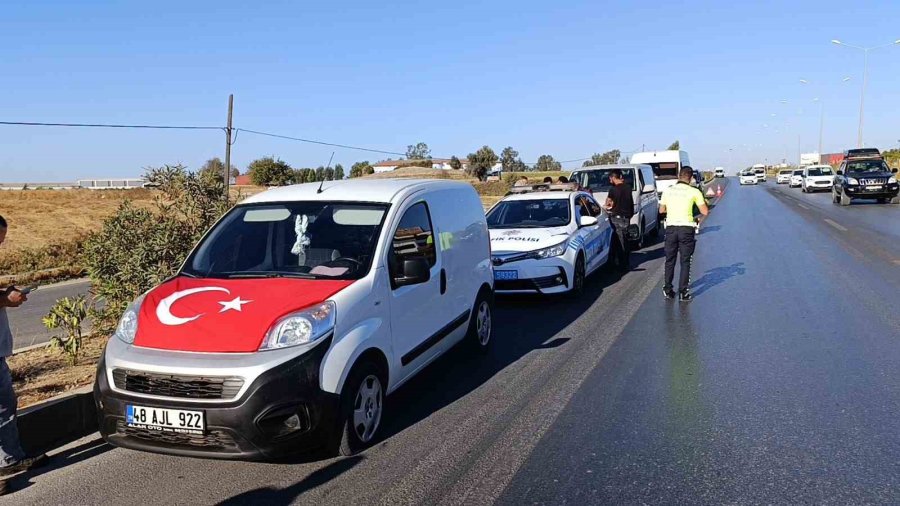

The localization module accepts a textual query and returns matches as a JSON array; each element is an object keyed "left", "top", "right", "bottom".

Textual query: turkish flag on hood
[{"left": 134, "top": 276, "right": 353, "bottom": 353}]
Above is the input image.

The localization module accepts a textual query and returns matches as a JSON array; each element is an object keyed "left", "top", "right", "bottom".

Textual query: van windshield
[
  {"left": 487, "top": 199, "right": 571, "bottom": 229},
  {"left": 647, "top": 162, "right": 679, "bottom": 179},
  {"left": 571, "top": 169, "right": 635, "bottom": 191},
  {"left": 807, "top": 167, "right": 833, "bottom": 176},
  {"left": 182, "top": 202, "right": 388, "bottom": 280}
]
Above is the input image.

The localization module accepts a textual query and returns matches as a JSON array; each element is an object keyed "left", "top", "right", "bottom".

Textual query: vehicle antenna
[{"left": 317, "top": 151, "right": 335, "bottom": 194}]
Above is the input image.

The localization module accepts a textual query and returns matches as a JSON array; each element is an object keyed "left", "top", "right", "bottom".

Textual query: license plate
[
  {"left": 494, "top": 270, "right": 518, "bottom": 281},
  {"left": 126, "top": 404, "right": 205, "bottom": 434},
  {"left": 866, "top": 186, "right": 881, "bottom": 191}
]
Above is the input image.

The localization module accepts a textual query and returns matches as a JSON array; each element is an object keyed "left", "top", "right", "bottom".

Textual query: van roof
[
  {"left": 574, "top": 164, "right": 649, "bottom": 171},
  {"left": 242, "top": 179, "right": 468, "bottom": 205}
]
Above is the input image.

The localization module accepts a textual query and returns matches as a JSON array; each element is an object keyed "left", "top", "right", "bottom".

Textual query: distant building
[
  {"left": 77, "top": 178, "right": 145, "bottom": 189},
  {"left": 234, "top": 174, "right": 252, "bottom": 185},
  {"left": 820, "top": 153, "right": 845, "bottom": 166},
  {"left": 799, "top": 153, "right": 820, "bottom": 166},
  {"left": 0, "top": 182, "right": 76, "bottom": 190}
]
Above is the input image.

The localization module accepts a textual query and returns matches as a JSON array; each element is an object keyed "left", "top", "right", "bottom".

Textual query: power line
[
  {"left": 0, "top": 120, "right": 223, "bottom": 130},
  {"left": 237, "top": 128, "right": 405, "bottom": 156}
]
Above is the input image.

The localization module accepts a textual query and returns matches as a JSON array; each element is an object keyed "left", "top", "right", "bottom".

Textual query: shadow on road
[
  {"left": 690, "top": 262, "right": 746, "bottom": 298},
  {"left": 8, "top": 436, "right": 113, "bottom": 493},
  {"left": 698, "top": 225, "right": 721, "bottom": 235},
  {"left": 216, "top": 456, "right": 364, "bottom": 505}
]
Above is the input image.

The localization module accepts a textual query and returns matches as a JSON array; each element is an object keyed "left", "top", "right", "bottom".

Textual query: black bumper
[
  {"left": 93, "top": 338, "right": 339, "bottom": 460},
  {"left": 844, "top": 184, "right": 899, "bottom": 199}
]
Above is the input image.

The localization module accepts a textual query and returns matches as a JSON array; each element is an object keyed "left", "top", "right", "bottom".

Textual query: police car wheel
[
  {"left": 569, "top": 255, "right": 585, "bottom": 297},
  {"left": 338, "top": 360, "right": 386, "bottom": 456},
  {"left": 466, "top": 290, "right": 494, "bottom": 353}
]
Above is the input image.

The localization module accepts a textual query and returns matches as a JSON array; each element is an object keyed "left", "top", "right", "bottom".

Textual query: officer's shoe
[
  {"left": 0, "top": 454, "right": 48, "bottom": 476},
  {"left": 662, "top": 288, "right": 676, "bottom": 300},
  {"left": 678, "top": 290, "right": 693, "bottom": 302}
]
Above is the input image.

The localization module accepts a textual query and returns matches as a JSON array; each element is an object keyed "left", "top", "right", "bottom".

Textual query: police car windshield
[
  {"left": 806, "top": 167, "right": 832, "bottom": 176},
  {"left": 845, "top": 160, "right": 889, "bottom": 174},
  {"left": 183, "top": 202, "right": 388, "bottom": 280},
  {"left": 572, "top": 169, "right": 635, "bottom": 191},
  {"left": 487, "top": 199, "right": 571, "bottom": 229}
]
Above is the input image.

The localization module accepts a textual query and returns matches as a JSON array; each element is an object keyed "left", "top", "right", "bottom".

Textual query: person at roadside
[
  {"left": 604, "top": 169, "right": 634, "bottom": 272},
  {"left": 542, "top": 176, "right": 553, "bottom": 184},
  {"left": 557, "top": 176, "right": 569, "bottom": 184},
  {"left": 659, "top": 167, "right": 709, "bottom": 302},
  {"left": 514, "top": 176, "right": 529, "bottom": 187},
  {"left": 0, "top": 215, "right": 47, "bottom": 491}
]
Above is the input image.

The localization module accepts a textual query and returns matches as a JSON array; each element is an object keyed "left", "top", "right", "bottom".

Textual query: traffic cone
[
  {"left": 705, "top": 186, "right": 715, "bottom": 197},
  {"left": 716, "top": 185, "right": 723, "bottom": 198}
]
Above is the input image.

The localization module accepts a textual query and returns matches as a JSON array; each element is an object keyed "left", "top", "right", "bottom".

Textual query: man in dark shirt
[{"left": 604, "top": 169, "right": 634, "bottom": 272}]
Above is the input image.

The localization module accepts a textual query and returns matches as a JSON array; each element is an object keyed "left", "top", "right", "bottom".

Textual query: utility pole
[{"left": 224, "top": 94, "right": 234, "bottom": 197}]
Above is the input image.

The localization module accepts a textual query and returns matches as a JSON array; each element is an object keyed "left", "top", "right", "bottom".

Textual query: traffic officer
[
  {"left": 659, "top": 167, "right": 708, "bottom": 301},
  {"left": 603, "top": 169, "right": 633, "bottom": 272}
]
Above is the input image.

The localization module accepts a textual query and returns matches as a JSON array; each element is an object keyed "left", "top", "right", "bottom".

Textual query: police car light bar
[{"left": 507, "top": 183, "right": 580, "bottom": 195}]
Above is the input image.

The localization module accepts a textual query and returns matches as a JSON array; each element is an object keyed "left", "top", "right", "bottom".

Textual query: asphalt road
[
  {"left": 5, "top": 179, "right": 900, "bottom": 504},
  {"left": 7, "top": 279, "right": 92, "bottom": 351}
]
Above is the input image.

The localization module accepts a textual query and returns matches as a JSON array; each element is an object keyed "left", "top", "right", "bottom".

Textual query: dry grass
[{"left": 8, "top": 334, "right": 105, "bottom": 408}]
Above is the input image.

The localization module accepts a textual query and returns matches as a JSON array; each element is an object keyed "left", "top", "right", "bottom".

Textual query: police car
[{"left": 486, "top": 184, "right": 613, "bottom": 295}]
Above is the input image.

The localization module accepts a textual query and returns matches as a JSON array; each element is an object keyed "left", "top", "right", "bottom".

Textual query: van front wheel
[
  {"left": 338, "top": 360, "right": 386, "bottom": 456},
  {"left": 467, "top": 291, "right": 494, "bottom": 353}
]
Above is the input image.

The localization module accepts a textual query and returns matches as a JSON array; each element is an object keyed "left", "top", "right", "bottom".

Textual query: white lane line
[
  {"left": 797, "top": 203, "right": 810, "bottom": 210},
  {"left": 824, "top": 218, "right": 848, "bottom": 232}
]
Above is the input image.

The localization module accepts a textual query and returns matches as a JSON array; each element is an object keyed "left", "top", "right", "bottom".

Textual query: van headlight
[
  {"left": 260, "top": 301, "right": 336, "bottom": 350},
  {"left": 847, "top": 177, "right": 859, "bottom": 185},
  {"left": 114, "top": 295, "right": 145, "bottom": 344},
  {"left": 533, "top": 240, "right": 568, "bottom": 259}
]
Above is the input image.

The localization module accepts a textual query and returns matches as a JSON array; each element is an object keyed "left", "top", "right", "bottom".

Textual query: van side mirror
[
  {"left": 836, "top": 170, "right": 843, "bottom": 176},
  {"left": 393, "top": 257, "right": 430, "bottom": 287},
  {"left": 579, "top": 215, "right": 598, "bottom": 227},
  {"left": 642, "top": 184, "right": 656, "bottom": 194},
  {"left": 892, "top": 168, "right": 898, "bottom": 174}
]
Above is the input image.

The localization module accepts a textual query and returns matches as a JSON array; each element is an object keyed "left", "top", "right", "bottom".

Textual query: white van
[
  {"left": 629, "top": 150, "right": 691, "bottom": 199},
  {"left": 714, "top": 167, "right": 725, "bottom": 178},
  {"left": 752, "top": 164, "right": 766, "bottom": 182},
  {"left": 94, "top": 179, "right": 494, "bottom": 459},
  {"left": 570, "top": 164, "right": 660, "bottom": 247}
]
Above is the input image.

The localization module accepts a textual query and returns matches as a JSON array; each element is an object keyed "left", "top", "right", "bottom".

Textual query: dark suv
[{"left": 832, "top": 148, "right": 899, "bottom": 206}]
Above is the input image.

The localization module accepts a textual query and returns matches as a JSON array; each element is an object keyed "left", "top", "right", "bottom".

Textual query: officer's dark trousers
[
  {"left": 664, "top": 226, "right": 696, "bottom": 293},
  {"left": 609, "top": 216, "right": 631, "bottom": 271}
]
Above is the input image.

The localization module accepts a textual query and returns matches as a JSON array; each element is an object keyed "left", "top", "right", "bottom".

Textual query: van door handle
[{"left": 440, "top": 269, "right": 447, "bottom": 295}]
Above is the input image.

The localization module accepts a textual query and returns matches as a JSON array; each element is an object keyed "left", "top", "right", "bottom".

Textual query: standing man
[
  {"left": 659, "top": 168, "right": 709, "bottom": 301},
  {"left": 604, "top": 169, "right": 634, "bottom": 272},
  {"left": 0, "top": 215, "right": 47, "bottom": 492}
]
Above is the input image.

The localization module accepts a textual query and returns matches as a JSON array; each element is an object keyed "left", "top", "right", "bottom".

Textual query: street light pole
[
  {"left": 800, "top": 77, "right": 851, "bottom": 157},
  {"left": 832, "top": 39, "right": 900, "bottom": 148}
]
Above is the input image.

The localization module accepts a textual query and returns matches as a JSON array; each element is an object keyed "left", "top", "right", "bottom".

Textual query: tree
[
  {"left": 333, "top": 163, "right": 345, "bottom": 180},
  {"left": 583, "top": 149, "right": 622, "bottom": 167},
  {"left": 406, "top": 142, "right": 431, "bottom": 160},
  {"left": 534, "top": 154, "right": 562, "bottom": 172},
  {"left": 500, "top": 146, "right": 520, "bottom": 172},
  {"left": 449, "top": 156, "right": 462, "bottom": 170},
  {"left": 350, "top": 161, "right": 371, "bottom": 178},
  {"left": 199, "top": 157, "right": 239, "bottom": 183},
  {"left": 315, "top": 166, "right": 325, "bottom": 181},
  {"left": 247, "top": 156, "right": 294, "bottom": 186},
  {"left": 466, "top": 146, "right": 499, "bottom": 181},
  {"left": 668, "top": 140, "right": 680, "bottom": 150},
  {"left": 324, "top": 166, "right": 335, "bottom": 181},
  {"left": 364, "top": 165, "right": 375, "bottom": 175}
]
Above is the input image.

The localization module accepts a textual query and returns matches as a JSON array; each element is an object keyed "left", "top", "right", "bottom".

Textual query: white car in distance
[
  {"left": 801, "top": 165, "right": 835, "bottom": 193},
  {"left": 487, "top": 185, "right": 613, "bottom": 296},
  {"left": 789, "top": 169, "right": 804, "bottom": 188},
  {"left": 739, "top": 171, "right": 758, "bottom": 185},
  {"left": 776, "top": 170, "right": 793, "bottom": 184}
]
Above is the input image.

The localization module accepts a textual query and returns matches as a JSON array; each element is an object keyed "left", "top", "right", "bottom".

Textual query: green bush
[
  {"left": 43, "top": 295, "right": 88, "bottom": 365},
  {"left": 83, "top": 164, "right": 235, "bottom": 333},
  {"left": 247, "top": 156, "right": 294, "bottom": 186}
]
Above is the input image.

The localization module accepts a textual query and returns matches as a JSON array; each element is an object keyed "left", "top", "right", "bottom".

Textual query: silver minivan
[{"left": 570, "top": 164, "right": 660, "bottom": 248}]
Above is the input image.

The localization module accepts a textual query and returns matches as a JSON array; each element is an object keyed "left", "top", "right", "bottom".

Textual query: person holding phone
[{"left": 0, "top": 215, "right": 47, "bottom": 491}]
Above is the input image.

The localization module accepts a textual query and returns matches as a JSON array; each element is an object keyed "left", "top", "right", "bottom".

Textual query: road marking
[
  {"left": 797, "top": 203, "right": 810, "bottom": 210},
  {"left": 824, "top": 218, "right": 848, "bottom": 232}
]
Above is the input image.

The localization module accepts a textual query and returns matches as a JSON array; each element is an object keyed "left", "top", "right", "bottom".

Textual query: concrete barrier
[{"left": 18, "top": 386, "right": 97, "bottom": 455}]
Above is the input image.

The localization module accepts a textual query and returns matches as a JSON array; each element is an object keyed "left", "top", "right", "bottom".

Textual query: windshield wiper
[
  {"left": 178, "top": 271, "right": 200, "bottom": 279},
  {"left": 223, "top": 272, "right": 316, "bottom": 279}
]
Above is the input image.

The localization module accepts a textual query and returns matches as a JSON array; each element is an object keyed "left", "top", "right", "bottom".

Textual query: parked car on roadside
[
  {"left": 832, "top": 148, "right": 900, "bottom": 205},
  {"left": 801, "top": 165, "right": 835, "bottom": 192},
  {"left": 94, "top": 179, "right": 494, "bottom": 460},
  {"left": 570, "top": 164, "right": 660, "bottom": 248},
  {"left": 487, "top": 184, "right": 612, "bottom": 295}
]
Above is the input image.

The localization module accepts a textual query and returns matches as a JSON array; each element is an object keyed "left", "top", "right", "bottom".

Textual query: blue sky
[{"left": 1, "top": 0, "right": 899, "bottom": 181}]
